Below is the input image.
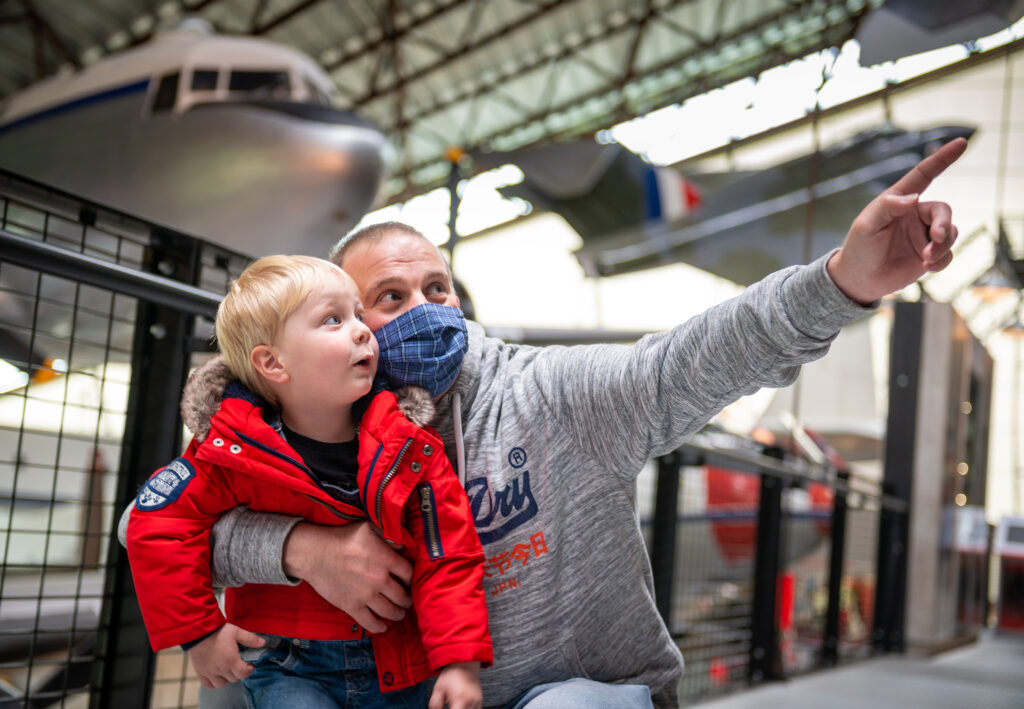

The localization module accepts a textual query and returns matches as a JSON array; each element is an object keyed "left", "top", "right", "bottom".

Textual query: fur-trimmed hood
[{"left": 181, "top": 354, "right": 436, "bottom": 442}]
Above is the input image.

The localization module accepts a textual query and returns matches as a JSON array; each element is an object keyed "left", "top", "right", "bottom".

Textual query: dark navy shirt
[{"left": 282, "top": 424, "right": 359, "bottom": 502}]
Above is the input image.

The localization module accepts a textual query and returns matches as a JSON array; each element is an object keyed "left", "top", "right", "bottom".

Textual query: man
[{"left": 145, "top": 139, "right": 967, "bottom": 708}]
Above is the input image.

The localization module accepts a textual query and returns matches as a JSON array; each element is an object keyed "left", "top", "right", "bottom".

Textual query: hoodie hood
[{"left": 181, "top": 355, "right": 436, "bottom": 442}]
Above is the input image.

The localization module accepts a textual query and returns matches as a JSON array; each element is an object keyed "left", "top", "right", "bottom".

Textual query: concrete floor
[{"left": 693, "top": 632, "right": 1024, "bottom": 709}]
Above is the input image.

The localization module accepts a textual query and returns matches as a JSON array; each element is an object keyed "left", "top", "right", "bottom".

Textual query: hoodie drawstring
[{"left": 452, "top": 391, "right": 466, "bottom": 486}]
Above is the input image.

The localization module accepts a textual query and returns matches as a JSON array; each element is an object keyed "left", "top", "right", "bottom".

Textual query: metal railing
[
  {"left": 647, "top": 436, "right": 908, "bottom": 702},
  {"left": 0, "top": 167, "right": 248, "bottom": 708}
]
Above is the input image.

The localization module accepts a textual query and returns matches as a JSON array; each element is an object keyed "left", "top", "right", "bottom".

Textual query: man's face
[{"left": 342, "top": 232, "right": 460, "bottom": 332}]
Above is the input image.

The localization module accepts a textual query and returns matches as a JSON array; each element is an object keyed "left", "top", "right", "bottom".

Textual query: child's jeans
[{"left": 240, "top": 635, "right": 427, "bottom": 708}]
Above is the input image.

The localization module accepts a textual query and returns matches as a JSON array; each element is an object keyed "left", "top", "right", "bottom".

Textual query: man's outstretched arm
[{"left": 527, "top": 138, "right": 969, "bottom": 476}]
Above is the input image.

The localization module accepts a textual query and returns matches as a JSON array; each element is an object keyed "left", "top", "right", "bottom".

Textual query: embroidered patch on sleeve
[{"left": 135, "top": 458, "right": 196, "bottom": 511}]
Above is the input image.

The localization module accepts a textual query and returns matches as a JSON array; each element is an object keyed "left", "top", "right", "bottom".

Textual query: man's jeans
[
  {"left": 238, "top": 635, "right": 426, "bottom": 708},
  {"left": 505, "top": 678, "right": 654, "bottom": 709}
]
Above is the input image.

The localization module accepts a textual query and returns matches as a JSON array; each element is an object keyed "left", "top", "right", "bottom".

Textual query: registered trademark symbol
[{"left": 508, "top": 447, "right": 527, "bottom": 468}]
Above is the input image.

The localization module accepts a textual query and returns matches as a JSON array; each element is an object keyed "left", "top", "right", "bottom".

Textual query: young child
[{"left": 126, "top": 255, "right": 492, "bottom": 708}]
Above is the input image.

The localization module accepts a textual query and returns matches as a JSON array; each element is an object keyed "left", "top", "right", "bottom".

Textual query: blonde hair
[{"left": 216, "top": 255, "right": 347, "bottom": 405}]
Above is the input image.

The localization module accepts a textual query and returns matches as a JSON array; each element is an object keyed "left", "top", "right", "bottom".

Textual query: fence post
[
  {"left": 93, "top": 230, "right": 202, "bottom": 707},
  {"left": 821, "top": 469, "right": 848, "bottom": 666},
  {"left": 651, "top": 450, "right": 682, "bottom": 628},
  {"left": 749, "top": 466, "right": 785, "bottom": 683}
]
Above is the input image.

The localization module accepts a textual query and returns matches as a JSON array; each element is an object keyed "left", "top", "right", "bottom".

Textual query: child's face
[{"left": 273, "top": 271, "right": 378, "bottom": 409}]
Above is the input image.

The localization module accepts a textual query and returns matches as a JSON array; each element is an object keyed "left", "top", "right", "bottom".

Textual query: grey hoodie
[{"left": 152, "top": 252, "right": 872, "bottom": 708}]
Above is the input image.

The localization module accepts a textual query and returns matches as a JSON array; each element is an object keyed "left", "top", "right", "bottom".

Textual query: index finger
[{"left": 890, "top": 138, "right": 967, "bottom": 196}]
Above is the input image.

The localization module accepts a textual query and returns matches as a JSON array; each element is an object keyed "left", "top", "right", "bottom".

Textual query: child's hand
[
  {"left": 186, "top": 623, "right": 266, "bottom": 689},
  {"left": 429, "top": 661, "right": 482, "bottom": 709}
]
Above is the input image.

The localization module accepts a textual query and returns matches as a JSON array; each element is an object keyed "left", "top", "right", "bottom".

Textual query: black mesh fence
[
  {"left": 839, "top": 501, "right": 881, "bottom": 660},
  {"left": 671, "top": 464, "right": 759, "bottom": 701},
  {"left": 779, "top": 484, "right": 833, "bottom": 676},
  {"left": 1, "top": 180, "right": 145, "bottom": 708},
  {"left": 0, "top": 169, "right": 245, "bottom": 708},
  {"left": 641, "top": 437, "right": 911, "bottom": 705}
]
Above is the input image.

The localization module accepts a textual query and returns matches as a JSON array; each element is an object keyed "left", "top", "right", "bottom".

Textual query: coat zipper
[
  {"left": 375, "top": 437, "right": 413, "bottom": 527},
  {"left": 419, "top": 484, "right": 443, "bottom": 560}
]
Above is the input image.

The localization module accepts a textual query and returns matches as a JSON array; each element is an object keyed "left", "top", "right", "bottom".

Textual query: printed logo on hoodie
[{"left": 465, "top": 468, "right": 538, "bottom": 544}]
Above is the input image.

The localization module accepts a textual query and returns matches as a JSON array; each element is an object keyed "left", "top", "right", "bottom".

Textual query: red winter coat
[{"left": 126, "top": 384, "right": 492, "bottom": 692}]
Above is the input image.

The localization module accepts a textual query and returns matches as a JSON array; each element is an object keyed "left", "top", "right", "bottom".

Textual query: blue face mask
[{"left": 373, "top": 303, "right": 468, "bottom": 398}]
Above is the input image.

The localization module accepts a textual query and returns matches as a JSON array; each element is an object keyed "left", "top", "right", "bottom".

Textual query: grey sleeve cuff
[
  {"left": 210, "top": 507, "right": 303, "bottom": 588},
  {"left": 117, "top": 503, "right": 131, "bottom": 548},
  {"left": 779, "top": 250, "right": 878, "bottom": 340}
]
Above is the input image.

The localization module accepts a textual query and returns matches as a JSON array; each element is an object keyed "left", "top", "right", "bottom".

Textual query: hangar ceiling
[{"left": 0, "top": 0, "right": 883, "bottom": 203}]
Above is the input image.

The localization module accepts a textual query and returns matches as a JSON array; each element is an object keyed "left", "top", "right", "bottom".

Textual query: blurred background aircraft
[{"left": 0, "top": 18, "right": 393, "bottom": 259}]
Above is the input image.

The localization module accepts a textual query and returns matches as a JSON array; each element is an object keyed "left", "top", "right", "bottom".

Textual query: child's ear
[{"left": 251, "top": 345, "right": 289, "bottom": 384}]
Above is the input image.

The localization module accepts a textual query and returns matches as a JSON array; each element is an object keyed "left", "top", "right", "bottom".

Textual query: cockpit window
[
  {"left": 228, "top": 70, "right": 291, "bottom": 97},
  {"left": 152, "top": 72, "right": 180, "bottom": 112},
  {"left": 303, "top": 77, "right": 334, "bottom": 106},
  {"left": 192, "top": 69, "right": 218, "bottom": 91}
]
